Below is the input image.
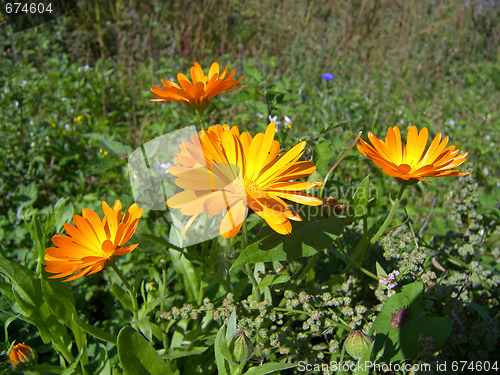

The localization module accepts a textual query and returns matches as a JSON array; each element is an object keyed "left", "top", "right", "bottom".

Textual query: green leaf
[
  {"left": 111, "top": 282, "right": 133, "bottom": 312},
  {"left": 313, "top": 140, "right": 336, "bottom": 176},
  {"left": 164, "top": 346, "right": 208, "bottom": 359},
  {"left": 468, "top": 302, "right": 490, "bottom": 321},
  {"left": 61, "top": 347, "right": 84, "bottom": 375},
  {"left": 41, "top": 276, "right": 86, "bottom": 350},
  {"left": 225, "top": 310, "right": 237, "bottom": 341},
  {"left": 370, "top": 282, "right": 452, "bottom": 361},
  {"left": 72, "top": 313, "right": 117, "bottom": 346},
  {"left": 215, "top": 325, "right": 232, "bottom": 374},
  {"left": 351, "top": 176, "right": 370, "bottom": 218},
  {"left": 375, "top": 262, "right": 388, "bottom": 279},
  {"left": 229, "top": 87, "right": 263, "bottom": 104},
  {"left": 231, "top": 216, "right": 344, "bottom": 271},
  {"left": 0, "top": 253, "right": 43, "bottom": 310},
  {"left": 244, "top": 362, "right": 297, "bottom": 374},
  {"left": 117, "top": 326, "right": 173, "bottom": 375},
  {"left": 86, "top": 155, "right": 127, "bottom": 175},
  {"left": 135, "top": 317, "right": 165, "bottom": 342},
  {"left": 243, "top": 64, "right": 263, "bottom": 82},
  {"left": 258, "top": 274, "right": 290, "bottom": 290},
  {"left": 52, "top": 198, "right": 74, "bottom": 233}
]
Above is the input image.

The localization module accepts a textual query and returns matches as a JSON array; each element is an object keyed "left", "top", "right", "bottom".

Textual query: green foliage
[
  {"left": 117, "top": 326, "right": 174, "bottom": 375},
  {"left": 1, "top": 0, "right": 498, "bottom": 373}
]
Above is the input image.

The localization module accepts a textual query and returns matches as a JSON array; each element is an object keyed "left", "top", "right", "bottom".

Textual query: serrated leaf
[
  {"left": 117, "top": 326, "right": 173, "bottom": 375},
  {"left": 231, "top": 216, "right": 344, "bottom": 271}
]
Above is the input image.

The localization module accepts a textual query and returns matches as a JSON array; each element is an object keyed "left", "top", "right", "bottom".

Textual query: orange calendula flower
[
  {"left": 357, "top": 125, "right": 471, "bottom": 182},
  {"left": 43, "top": 200, "right": 143, "bottom": 282},
  {"left": 167, "top": 122, "right": 323, "bottom": 238},
  {"left": 150, "top": 62, "right": 245, "bottom": 113},
  {"left": 9, "top": 343, "right": 35, "bottom": 370}
]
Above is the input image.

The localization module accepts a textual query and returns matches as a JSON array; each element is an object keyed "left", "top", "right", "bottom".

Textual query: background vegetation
[{"left": 0, "top": 0, "right": 499, "bottom": 373}]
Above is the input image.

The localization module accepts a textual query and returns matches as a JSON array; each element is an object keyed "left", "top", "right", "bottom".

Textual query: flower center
[{"left": 244, "top": 177, "right": 260, "bottom": 192}]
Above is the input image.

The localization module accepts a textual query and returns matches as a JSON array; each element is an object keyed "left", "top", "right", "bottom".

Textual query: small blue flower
[
  {"left": 322, "top": 73, "right": 334, "bottom": 82},
  {"left": 301, "top": 94, "right": 308, "bottom": 100}
]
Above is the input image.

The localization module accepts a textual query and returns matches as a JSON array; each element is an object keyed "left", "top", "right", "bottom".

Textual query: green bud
[
  {"left": 146, "top": 279, "right": 159, "bottom": 293},
  {"left": 344, "top": 331, "right": 373, "bottom": 360},
  {"left": 229, "top": 331, "right": 253, "bottom": 362}
]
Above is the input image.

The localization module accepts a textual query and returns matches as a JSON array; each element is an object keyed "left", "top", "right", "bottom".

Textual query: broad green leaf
[
  {"left": 117, "top": 326, "right": 173, "bottom": 375},
  {"left": 73, "top": 313, "right": 117, "bottom": 346},
  {"left": 231, "top": 216, "right": 344, "bottom": 271},
  {"left": 164, "top": 346, "right": 208, "bottom": 359},
  {"left": 244, "top": 362, "right": 297, "bottom": 374},
  {"left": 370, "top": 282, "right": 452, "bottom": 361},
  {"left": 41, "top": 276, "right": 86, "bottom": 350}
]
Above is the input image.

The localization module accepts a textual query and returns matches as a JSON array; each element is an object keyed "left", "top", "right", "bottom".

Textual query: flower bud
[
  {"left": 229, "top": 331, "right": 253, "bottom": 362},
  {"left": 9, "top": 343, "right": 36, "bottom": 371},
  {"left": 344, "top": 331, "right": 373, "bottom": 360},
  {"left": 146, "top": 279, "right": 159, "bottom": 293}
]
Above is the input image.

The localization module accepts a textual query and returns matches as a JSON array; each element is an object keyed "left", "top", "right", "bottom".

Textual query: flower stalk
[{"left": 110, "top": 262, "right": 139, "bottom": 320}]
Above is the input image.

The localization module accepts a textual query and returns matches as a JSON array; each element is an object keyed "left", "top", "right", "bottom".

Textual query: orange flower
[
  {"left": 151, "top": 62, "right": 245, "bottom": 113},
  {"left": 9, "top": 343, "right": 35, "bottom": 370},
  {"left": 357, "top": 125, "right": 470, "bottom": 182},
  {"left": 43, "top": 200, "right": 143, "bottom": 282},
  {"left": 167, "top": 122, "right": 323, "bottom": 238}
]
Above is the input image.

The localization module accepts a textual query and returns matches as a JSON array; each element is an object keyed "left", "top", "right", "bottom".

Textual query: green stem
[
  {"left": 241, "top": 221, "right": 261, "bottom": 301},
  {"left": 320, "top": 131, "right": 362, "bottom": 198},
  {"left": 370, "top": 182, "right": 407, "bottom": 246},
  {"left": 293, "top": 253, "right": 320, "bottom": 288},
  {"left": 110, "top": 262, "right": 139, "bottom": 320},
  {"left": 195, "top": 109, "right": 206, "bottom": 129},
  {"left": 342, "top": 251, "right": 379, "bottom": 280}
]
